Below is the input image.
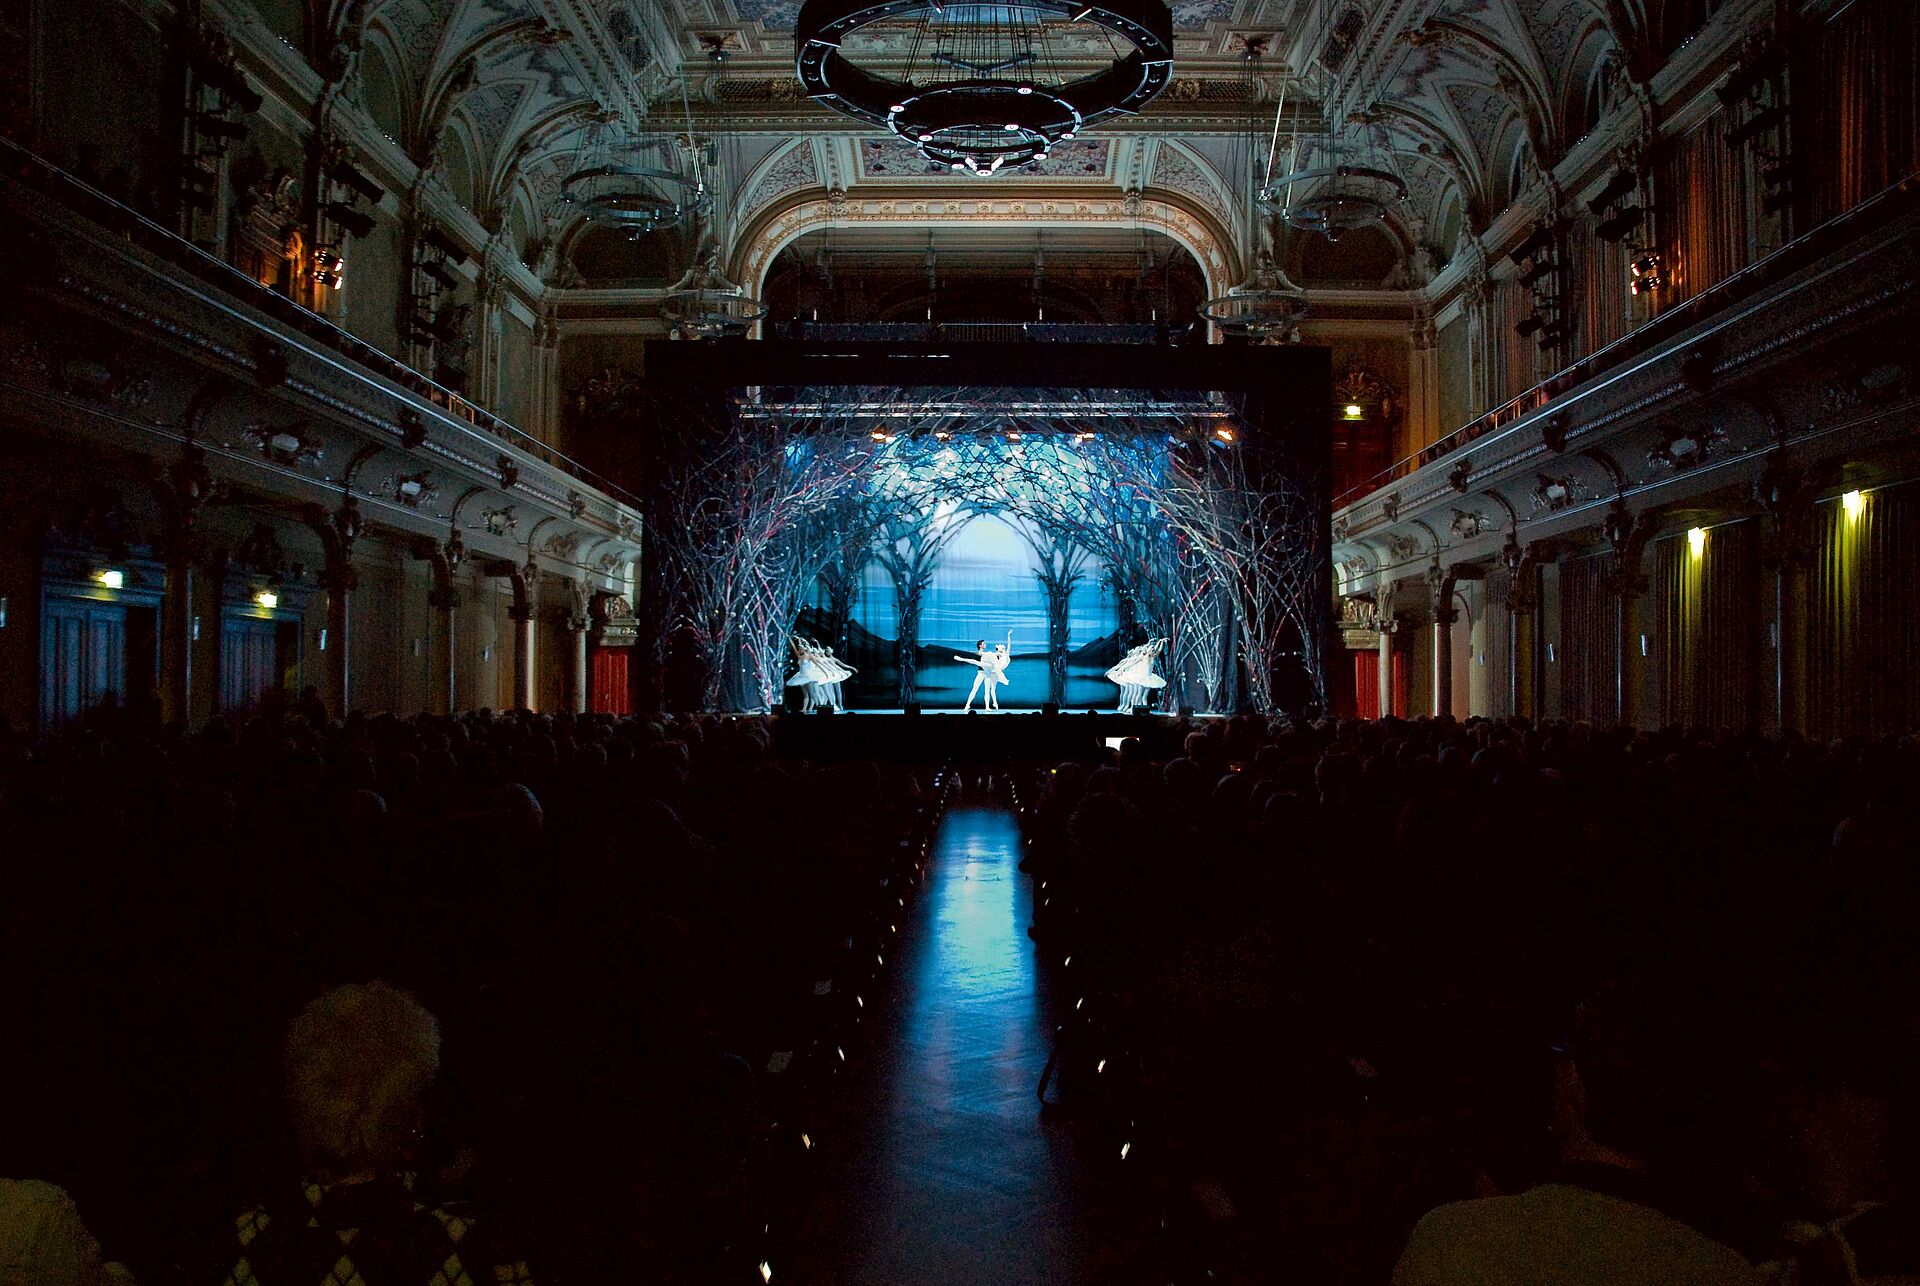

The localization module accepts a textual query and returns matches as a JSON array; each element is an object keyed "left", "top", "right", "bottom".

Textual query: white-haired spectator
[
  {"left": 218, "top": 983, "right": 533, "bottom": 1285},
  {"left": 0, "top": 1178, "right": 136, "bottom": 1285}
]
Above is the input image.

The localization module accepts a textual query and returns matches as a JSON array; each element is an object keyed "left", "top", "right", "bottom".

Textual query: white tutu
[{"left": 788, "top": 656, "right": 832, "bottom": 686}]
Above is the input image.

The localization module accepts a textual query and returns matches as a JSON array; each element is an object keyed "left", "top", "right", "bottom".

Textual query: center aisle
[{"left": 784, "top": 801, "right": 1131, "bottom": 1284}]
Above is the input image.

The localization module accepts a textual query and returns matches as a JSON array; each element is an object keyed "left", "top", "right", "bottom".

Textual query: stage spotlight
[
  {"left": 1509, "top": 225, "right": 1554, "bottom": 265},
  {"left": 1594, "top": 205, "right": 1645, "bottom": 243},
  {"left": 1213, "top": 426, "right": 1236, "bottom": 443},
  {"left": 195, "top": 112, "right": 250, "bottom": 141},
  {"left": 1726, "top": 105, "right": 1786, "bottom": 149},
  {"left": 330, "top": 158, "right": 387, "bottom": 205},
  {"left": 324, "top": 202, "right": 375, "bottom": 238},
  {"left": 1519, "top": 257, "right": 1556, "bottom": 287},
  {"left": 1536, "top": 321, "right": 1568, "bottom": 348},
  {"left": 1005, "top": 430, "right": 1021, "bottom": 441},
  {"left": 1515, "top": 315, "right": 1544, "bottom": 338},
  {"left": 420, "top": 258, "right": 459, "bottom": 289},
  {"left": 423, "top": 226, "right": 470, "bottom": 265},
  {"left": 1587, "top": 167, "right": 1638, "bottom": 214}
]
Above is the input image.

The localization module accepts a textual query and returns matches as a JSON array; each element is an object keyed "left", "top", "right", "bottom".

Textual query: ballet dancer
[
  {"left": 983, "top": 632, "right": 1013, "bottom": 710},
  {"left": 787, "top": 635, "right": 832, "bottom": 711},
  {"left": 956, "top": 638, "right": 993, "bottom": 712},
  {"left": 816, "top": 641, "right": 855, "bottom": 710}
]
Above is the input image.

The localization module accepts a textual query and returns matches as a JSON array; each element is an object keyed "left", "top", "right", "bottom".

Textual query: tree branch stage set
[{"left": 628, "top": 342, "right": 1332, "bottom": 715}]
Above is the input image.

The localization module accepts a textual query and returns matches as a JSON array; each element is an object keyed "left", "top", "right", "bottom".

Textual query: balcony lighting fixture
[
  {"left": 1842, "top": 489, "right": 1864, "bottom": 518},
  {"left": 95, "top": 569, "right": 124, "bottom": 590},
  {"left": 1688, "top": 527, "right": 1707, "bottom": 557},
  {"left": 1343, "top": 403, "right": 1365, "bottom": 420},
  {"left": 255, "top": 589, "right": 279, "bottom": 610}
]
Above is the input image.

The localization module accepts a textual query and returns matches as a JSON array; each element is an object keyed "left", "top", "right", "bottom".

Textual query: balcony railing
[
  {"left": 1334, "top": 168, "right": 1920, "bottom": 510},
  {"left": 779, "top": 321, "right": 1191, "bottom": 344},
  {"left": 1, "top": 136, "right": 641, "bottom": 510}
]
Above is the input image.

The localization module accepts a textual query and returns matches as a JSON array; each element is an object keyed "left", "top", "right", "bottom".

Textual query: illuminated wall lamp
[
  {"left": 255, "top": 588, "right": 279, "bottom": 610},
  {"left": 1687, "top": 526, "right": 1707, "bottom": 557},
  {"left": 1342, "top": 403, "right": 1365, "bottom": 420},
  {"left": 95, "top": 568, "right": 124, "bottom": 590},
  {"left": 1842, "top": 489, "right": 1865, "bottom": 518}
]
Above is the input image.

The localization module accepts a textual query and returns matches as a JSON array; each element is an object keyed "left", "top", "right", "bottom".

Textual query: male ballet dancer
[{"left": 956, "top": 638, "right": 993, "bottom": 712}]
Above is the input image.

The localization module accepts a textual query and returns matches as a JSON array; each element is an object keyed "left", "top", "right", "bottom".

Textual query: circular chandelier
[
  {"left": 796, "top": 0, "right": 1174, "bottom": 176},
  {"left": 1260, "top": 163, "right": 1408, "bottom": 241},
  {"left": 662, "top": 255, "right": 769, "bottom": 338},
  {"left": 1197, "top": 253, "right": 1309, "bottom": 341},
  {"left": 561, "top": 109, "right": 709, "bottom": 240}
]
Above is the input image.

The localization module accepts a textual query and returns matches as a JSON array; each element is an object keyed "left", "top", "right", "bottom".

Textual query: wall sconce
[
  {"left": 95, "top": 568, "right": 124, "bottom": 590},
  {"left": 1688, "top": 526, "right": 1707, "bottom": 557},
  {"left": 1842, "top": 489, "right": 1865, "bottom": 518},
  {"left": 255, "top": 588, "right": 279, "bottom": 610},
  {"left": 1342, "top": 403, "right": 1365, "bottom": 420}
]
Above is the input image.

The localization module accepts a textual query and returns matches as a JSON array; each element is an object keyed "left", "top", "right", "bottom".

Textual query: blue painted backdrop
[{"left": 826, "top": 515, "right": 1124, "bottom": 709}]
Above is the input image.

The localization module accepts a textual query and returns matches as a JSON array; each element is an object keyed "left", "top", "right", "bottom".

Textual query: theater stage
[{"left": 769, "top": 709, "right": 1204, "bottom": 762}]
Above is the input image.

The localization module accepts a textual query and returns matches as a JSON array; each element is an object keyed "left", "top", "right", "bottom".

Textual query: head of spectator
[{"left": 283, "top": 982, "right": 440, "bottom": 1183}]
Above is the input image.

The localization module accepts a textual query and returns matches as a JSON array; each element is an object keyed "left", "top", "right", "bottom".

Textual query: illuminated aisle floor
[{"left": 784, "top": 802, "right": 1136, "bottom": 1285}]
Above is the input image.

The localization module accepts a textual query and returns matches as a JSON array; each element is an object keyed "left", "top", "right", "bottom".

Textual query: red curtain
[
  {"left": 1656, "top": 110, "right": 1748, "bottom": 309},
  {"left": 1353, "top": 651, "right": 1380, "bottom": 719},
  {"left": 590, "top": 648, "right": 631, "bottom": 714},
  {"left": 1805, "top": 0, "right": 1920, "bottom": 225}
]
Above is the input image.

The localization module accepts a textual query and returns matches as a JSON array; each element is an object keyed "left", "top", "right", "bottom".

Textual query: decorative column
[
  {"left": 150, "top": 444, "right": 221, "bottom": 725},
  {"left": 1603, "top": 500, "right": 1655, "bottom": 727},
  {"left": 302, "top": 497, "right": 363, "bottom": 715},
  {"left": 563, "top": 579, "right": 590, "bottom": 714},
  {"left": 530, "top": 314, "right": 563, "bottom": 444},
  {"left": 1756, "top": 454, "right": 1834, "bottom": 734},
  {"left": 1375, "top": 582, "right": 1398, "bottom": 718},
  {"left": 1502, "top": 536, "right": 1543, "bottom": 718},
  {"left": 411, "top": 533, "right": 464, "bottom": 715},
  {"left": 482, "top": 558, "right": 534, "bottom": 711},
  {"left": 1428, "top": 563, "right": 1458, "bottom": 717},
  {"left": 1408, "top": 310, "right": 1440, "bottom": 454}
]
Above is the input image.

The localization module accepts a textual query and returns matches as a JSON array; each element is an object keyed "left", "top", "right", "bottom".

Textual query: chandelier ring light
[
  {"left": 796, "top": 0, "right": 1173, "bottom": 175},
  {"left": 1259, "top": 164, "right": 1408, "bottom": 239}
]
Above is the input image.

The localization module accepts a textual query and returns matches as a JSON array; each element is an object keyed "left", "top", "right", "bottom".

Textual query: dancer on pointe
[
  {"left": 815, "top": 640, "right": 855, "bottom": 710},
  {"left": 787, "top": 635, "right": 833, "bottom": 711},
  {"left": 1106, "top": 636, "right": 1168, "bottom": 712},
  {"left": 956, "top": 631, "right": 1013, "bottom": 711}
]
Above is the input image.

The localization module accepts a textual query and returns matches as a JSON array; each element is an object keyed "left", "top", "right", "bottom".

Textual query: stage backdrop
[{"left": 812, "top": 514, "right": 1121, "bottom": 709}]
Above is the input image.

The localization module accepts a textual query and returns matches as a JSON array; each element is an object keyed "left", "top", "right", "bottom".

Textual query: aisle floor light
[{"left": 1688, "top": 527, "right": 1707, "bottom": 557}]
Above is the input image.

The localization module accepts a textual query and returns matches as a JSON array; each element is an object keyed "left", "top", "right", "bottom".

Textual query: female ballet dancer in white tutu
[
  {"left": 956, "top": 631, "right": 1013, "bottom": 711},
  {"left": 1106, "top": 636, "right": 1168, "bottom": 712},
  {"left": 814, "top": 640, "right": 855, "bottom": 710},
  {"left": 787, "top": 636, "right": 834, "bottom": 711}
]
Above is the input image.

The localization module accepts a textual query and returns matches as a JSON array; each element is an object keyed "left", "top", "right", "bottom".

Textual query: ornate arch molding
[{"left": 732, "top": 187, "right": 1240, "bottom": 303}]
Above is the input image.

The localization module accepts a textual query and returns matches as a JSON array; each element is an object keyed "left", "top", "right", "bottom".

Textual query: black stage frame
[{"left": 635, "top": 338, "right": 1334, "bottom": 715}]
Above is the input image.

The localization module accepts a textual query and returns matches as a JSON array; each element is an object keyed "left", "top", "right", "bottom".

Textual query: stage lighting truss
[{"left": 795, "top": 0, "right": 1174, "bottom": 176}]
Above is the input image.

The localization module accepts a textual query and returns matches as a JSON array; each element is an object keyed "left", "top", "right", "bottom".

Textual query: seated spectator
[
  {"left": 216, "top": 982, "right": 533, "bottom": 1285},
  {"left": 0, "top": 1178, "right": 135, "bottom": 1285},
  {"left": 1392, "top": 984, "right": 1761, "bottom": 1286}
]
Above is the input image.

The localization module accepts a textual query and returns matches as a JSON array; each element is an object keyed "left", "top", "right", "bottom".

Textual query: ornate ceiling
[{"left": 297, "top": 0, "right": 1680, "bottom": 289}]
